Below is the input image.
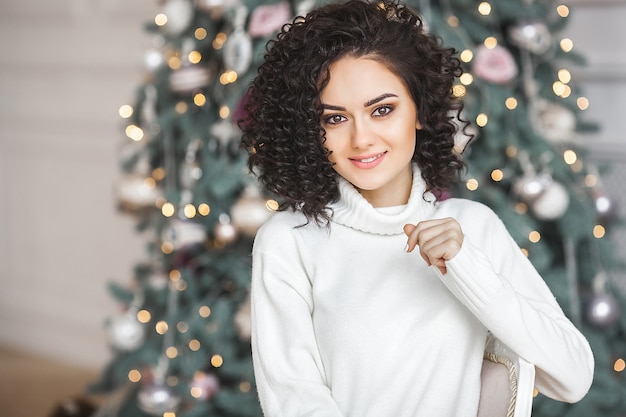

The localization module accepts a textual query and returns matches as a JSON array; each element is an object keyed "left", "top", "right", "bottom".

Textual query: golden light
[
  {"left": 614, "top": 358, "right": 626, "bottom": 372},
  {"left": 506, "top": 146, "right": 518, "bottom": 158},
  {"left": 560, "top": 38, "right": 574, "bottom": 53},
  {"left": 460, "top": 49, "right": 473, "bottom": 63},
  {"left": 453, "top": 84, "right": 467, "bottom": 98},
  {"left": 213, "top": 32, "right": 227, "bottom": 49},
  {"left": 153, "top": 167, "right": 166, "bottom": 180},
  {"left": 156, "top": 320, "right": 169, "bottom": 335},
  {"left": 211, "top": 354, "right": 224, "bottom": 368},
  {"left": 585, "top": 174, "right": 598, "bottom": 187},
  {"left": 168, "top": 55, "right": 182, "bottom": 70},
  {"left": 460, "top": 73, "right": 474, "bottom": 86},
  {"left": 189, "top": 339, "right": 201, "bottom": 351},
  {"left": 137, "top": 309, "right": 151, "bottom": 323},
  {"left": 563, "top": 149, "right": 577, "bottom": 165},
  {"left": 175, "top": 101, "right": 188, "bottom": 114},
  {"left": 161, "top": 241, "right": 174, "bottom": 254},
  {"left": 553, "top": 81, "right": 566, "bottom": 96},
  {"left": 577, "top": 97, "right": 590, "bottom": 110},
  {"left": 476, "top": 113, "right": 488, "bottom": 127},
  {"left": 199, "top": 305, "right": 212, "bottom": 318},
  {"left": 144, "top": 177, "right": 156, "bottom": 189},
  {"left": 188, "top": 50, "right": 202, "bottom": 64},
  {"left": 128, "top": 369, "right": 142, "bottom": 383},
  {"left": 593, "top": 225, "right": 606, "bottom": 239},
  {"left": 164, "top": 412, "right": 176, "bottom": 417},
  {"left": 491, "top": 169, "right": 504, "bottom": 182},
  {"left": 155, "top": 13, "right": 168, "bottom": 26},
  {"left": 484, "top": 36, "right": 498, "bottom": 49},
  {"left": 528, "top": 231, "right": 541, "bottom": 243},
  {"left": 198, "top": 203, "right": 211, "bottom": 216},
  {"left": 162, "top": 202, "right": 176, "bottom": 217},
  {"left": 505, "top": 97, "right": 518, "bottom": 110},
  {"left": 556, "top": 5, "right": 570, "bottom": 17},
  {"left": 558, "top": 69, "right": 572, "bottom": 84},
  {"left": 191, "top": 387, "right": 203, "bottom": 399},
  {"left": 169, "top": 269, "right": 181, "bottom": 281},
  {"left": 176, "top": 280, "right": 187, "bottom": 291},
  {"left": 125, "top": 124, "right": 144, "bottom": 141},
  {"left": 478, "top": 2, "right": 492, "bottom": 16},
  {"left": 219, "top": 105, "right": 231, "bottom": 119},
  {"left": 560, "top": 85, "right": 572, "bottom": 98},
  {"left": 266, "top": 199, "right": 280, "bottom": 211},
  {"left": 195, "top": 27, "right": 207, "bottom": 40},
  {"left": 466, "top": 178, "right": 479, "bottom": 191},
  {"left": 118, "top": 104, "right": 134, "bottom": 118},
  {"left": 194, "top": 93, "right": 207, "bottom": 107},
  {"left": 447, "top": 15, "right": 459, "bottom": 27},
  {"left": 184, "top": 203, "right": 197, "bottom": 218},
  {"left": 166, "top": 346, "right": 178, "bottom": 358},
  {"left": 521, "top": 248, "right": 529, "bottom": 257},
  {"left": 515, "top": 203, "right": 528, "bottom": 214},
  {"left": 240, "top": 381, "right": 252, "bottom": 393}
]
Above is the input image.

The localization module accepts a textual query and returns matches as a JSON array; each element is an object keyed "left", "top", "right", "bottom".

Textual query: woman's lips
[{"left": 349, "top": 151, "right": 387, "bottom": 169}]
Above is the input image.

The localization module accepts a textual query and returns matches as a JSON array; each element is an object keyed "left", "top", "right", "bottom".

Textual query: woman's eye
[
  {"left": 324, "top": 114, "right": 346, "bottom": 125},
  {"left": 373, "top": 105, "right": 393, "bottom": 117}
]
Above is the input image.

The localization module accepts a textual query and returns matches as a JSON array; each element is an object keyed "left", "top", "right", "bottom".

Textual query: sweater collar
[{"left": 329, "top": 166, "right": 438, "bottom": 235}]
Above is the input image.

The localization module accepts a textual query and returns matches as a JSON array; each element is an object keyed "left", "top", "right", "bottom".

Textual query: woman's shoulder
[
  {"left": 435, "top": 197, "right": 496, "bottom": 219},
  {"left": 254, "top": 209, "right": 322, "bottom": 249}
]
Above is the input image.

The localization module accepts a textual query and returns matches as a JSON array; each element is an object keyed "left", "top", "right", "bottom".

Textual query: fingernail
[{"left": 404, "top": 243, "right": 410, "bottom": 252}]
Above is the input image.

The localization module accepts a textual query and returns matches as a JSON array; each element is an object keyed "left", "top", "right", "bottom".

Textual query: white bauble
[
  {"left": 534, "top": 99, "right": 576, "bottom": 143},
  {"left": 138, "top": 382, "right": 182, "bottom": 415},
  {"left": 116, "top": 175, "right": 162, "bottom": 212},
  {"left": 163, "top": 0, "right": 194, "bottom": 35},
  {"left": 231, "top": 186, "right": 274, "bottom": 236},
  {"left": 162, "top": 219, "right": 207, "bottom": 249},
  {"left": 106, "top": 313, "right": 145, "bottom": 352},
  {"left": 508, "top": 20, "right": 552, "bottom": 55},
  {"left": 223, "top": 29, "right": 253, "bottom": 74},
  {"left": 169, "top": 65, "right": 212, "bottom": 94},
  {"left": 531, "top": 181, "right": 570, "bottom": 220}
]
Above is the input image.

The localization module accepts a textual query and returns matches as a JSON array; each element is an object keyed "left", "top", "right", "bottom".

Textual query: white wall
[
  {"left": 0, "top": 1, "right": 158, "bottom": 369},
  {"left": 0, "top": 0, "right": 624, "bottom": 370}
]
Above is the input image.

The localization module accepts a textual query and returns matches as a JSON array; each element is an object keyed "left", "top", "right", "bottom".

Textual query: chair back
[{"left": 477, "top": 334, "right": 535, "bottom": 417}]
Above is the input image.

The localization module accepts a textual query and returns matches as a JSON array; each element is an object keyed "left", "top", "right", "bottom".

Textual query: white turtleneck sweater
[{"left": 250, "top": 171, "right": 594, "bottom": 417}]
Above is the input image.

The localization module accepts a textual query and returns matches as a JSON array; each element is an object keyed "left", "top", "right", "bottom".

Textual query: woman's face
[{"left": 320, "top": 56, "right": 421, "bottom": 207}]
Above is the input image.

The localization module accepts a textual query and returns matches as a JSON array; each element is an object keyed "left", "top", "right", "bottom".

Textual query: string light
[
  {"left": 505, "top": 97, "right": 518, "bottom": 110},
  {"left": 460, "top": 49, "right": 473, "bottom": 63},
  {"left": 156, "top": 321, "right": 169, "bottom": 335},
  {"left": 189, "top": 339, "right": 201, "bottom": 351},
  {"left": 266, "top": 199, "right": 280, "bottom": 211},
  {"left": 175, "top": 101, "right": 188, "bottom": 114},
  {"left": 162, "top": 202, "right": 176, "bottom": 217},
  {"left": 593, "top": 225, "right": 606, "bottom": 239},
  {"left": 219, "top": 105, "right": 231, "bottom": 119},
  {"left": 219, "top": 70, "right": 238, "bottom": 85},
  {"left": 452, "top": 84, "right": 467, "bottom": 98},
  {"left": 515, "top": 203, "right": 528, "bottom": 214},
  {"left": 560, "top": 38, "right": 574, "bottom": 53},
  {"left": 162, "top": 241, "right": 174, "bottom": 254},
  {"left": 478, "top": 2, "right": 492, "bottom": 16},
  {"left": 563, "top": 149, "right": 577, "bottom": 165},
  {"left": 118, "top": 104, "right": 134, "bottom": 118},
  {"left": 125, "top": 124, "right": 144, "bottom": 141},
  {"left": 521, "top": 248, "right": 529, "bottom": 257},
  {"left": 166, "top": 346, "right": 178, "bottom": 358},
  {"left": 194, "top": 93, "right": 207, "bottom": 107},
  {"left": 128, "top": 369, "right": 142, "bottom": 383},
  {"left": 460, "top": 73, "right": 474, "bottom": 86},
  {"left": 199, "top": 305, "right": 212, "bottom": 317},
  {"left": 240, "top": 381, "right": 252, "bottom": 393},
  {"left": 577, "top": 97, "right": 590, "bottom": 110},
  {"left": 585, "top": 174, "right": 598, "bottom": 187},
  {"left": 188, "top": 50, "right": 202, "bottom": 64},
  {"left": 476, "top": 113, "right": 488, "bottom": 127},
  {"left": 466, "top": 178, "right": 479, "bottom": 191},
  {"left": 169, "top": 269, "right": 181, "bottom": 281},
  {"left": 491, "top": 169, "right": 504, "bottom": 182},
  {"left": 155, "top": 13, "right": 168, "bottom": 26},
  {"left": 168, "top": 55, "right": 182, "bottom": 70},
  {"left": 211, "top": 354, "right": 224, "bottom": 367},
  {"left": 194, "top": 27, "right": 207, "bottom": 40},
  {"left": 153, "top": 167, "right": 166, "bottom": 181},
  {"left": 184, "top": 203, "right": 197, "bottom": 218},
  {"left": 213, "top": 33, "right": 227, "bottom": 49},
  {"left": 556, "top": 4, "right": 570, "bottom": 17},
  {"left": 484, "top": 36, "right": 498, "bottom": 49},
  {"left": 137, "top": 309, "right": 151, "bottom": 323},
  {"left": 447, "top": 15, "right": 459, "bottom": 27},
  {"left": 198, "top": 203, "right": 211, "bottom": 216},
  {"left": 615, "top": 358, "right": 626, "bottom": 372},
  {"left": 557, "top": 69, "right": 572, "bottom": 84},
  {"left": 528, "top": 231, "right": 541, "bottom": 243}
]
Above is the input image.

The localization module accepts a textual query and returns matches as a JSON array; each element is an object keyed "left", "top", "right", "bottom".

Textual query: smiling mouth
[{"left": 352, "top": 152, "right": 387, "bottom": 163}]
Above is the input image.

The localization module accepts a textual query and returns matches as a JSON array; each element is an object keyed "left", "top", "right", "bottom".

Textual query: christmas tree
[{"left": 93, "top": 0, "right": 625, "bottom": 416}]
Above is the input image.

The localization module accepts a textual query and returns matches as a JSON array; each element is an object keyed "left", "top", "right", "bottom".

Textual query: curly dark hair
[{"left": 240, "top": 0, "right": 467, "bottom": 224}]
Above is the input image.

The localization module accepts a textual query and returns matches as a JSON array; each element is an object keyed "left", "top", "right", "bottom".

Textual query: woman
[{"left": 239, "top": 1, "right": 594, "bottom": 415}]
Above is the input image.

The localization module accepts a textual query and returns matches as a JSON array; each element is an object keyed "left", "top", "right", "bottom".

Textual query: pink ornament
[
  {"left": 190, "top": 372, "right": 221, "bottom": 400},
  {"left": 472, "top": 45, "right": 518, "bottom": 85},
  {"left": 248, "top": 2, "right": 291, "bottom": 37}
]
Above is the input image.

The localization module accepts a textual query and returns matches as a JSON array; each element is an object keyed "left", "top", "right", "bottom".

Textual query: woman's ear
[{"left": 416, "top": 119, "right": 423, "bottom": 130}]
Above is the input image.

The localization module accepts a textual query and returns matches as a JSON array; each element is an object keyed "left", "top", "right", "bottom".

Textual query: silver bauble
[
  {"left": 169, "top": 65, "right": 212, "bottom": 94},
  {"left": 106, "top": 313, "right": 145, "bottom": 352},
  {"left": 179, "top": 161, "right": 203, "bottom": 189},
  {"left": 508, "top": 20, "right": 552, "bottom": 55},
  {"left": 534, "top": 99, "right": 576, "bottom": 143},
  {"left": 231, "top": 186, "right": 274, "bottom": 236},
  {"left": 144, "top": 47, "right": 166, "bottom": 72},
  {"left": 513, "top": 173, "right": 552, "bottom": 202},
  {"left": 531, "top": 181, "right": 570, "bottom": 221},
  {"left": 585, "top": 292, "right": 621, "bottom": 328},
  {"left": 223, "top": 29, "right": 253, "bottom": 74},
  {"left": 214, "top": 216, "right": 239, "bottom": 244},
  {"left": 162, "top": 219, "right": 207, "bottom": 249},
  {"left": 116, "top": 175, "right": 162, "bottom": 212},
  {"left": 163, "top": 0, "right": 194, "bottom": 35},
  {"left": 138, "top": 383, "right": 182, "bottom": 415}
]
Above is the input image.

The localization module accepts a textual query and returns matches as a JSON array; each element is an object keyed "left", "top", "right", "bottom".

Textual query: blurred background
[{"left": 0, "top": 0, "right": 625, "bottom": 416}]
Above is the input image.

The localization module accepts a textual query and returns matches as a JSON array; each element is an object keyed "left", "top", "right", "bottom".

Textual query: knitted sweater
[{"left": 250, "top": 171, "right": 594, "bottom": 417}]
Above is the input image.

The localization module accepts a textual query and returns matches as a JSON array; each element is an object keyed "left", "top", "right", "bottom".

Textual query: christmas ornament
[
  {"left": 530, "top": 180, "right": 570, "bottom": 220},
  {"left": 106, "top": 312, "right": 145, "bottom": 352},
  {"left": 223, "top": 28, "right": 253, "bottom": 74},
  {"left": 508, "top": 20, "right": 552, "bottom": 55},
  {"left": 248, "top": 2, "right": 292, "bottom": 37},
  {"left": 162, "top": 0, "right": 194, "bottom": 35},
  {"left": 234, "top": 296, "right": 252, "bottom": 340},
  {"left": 585, "top": 292, "right": 621, "bottom": 328},
  {"left": 472, "top": 45, "right": 518, "bottom": 85},
  {"left": 116, "top": 174, "right": 162, "bottom": 212},
  {"left": 214, "top": 214, "right": 239, "bottom": 244},
  {"left": 231, "top": 185, "right": 274, "bottom": 236},
  {"left": 137, "top": 382, "right": 182, "bottom": 415},
  {"left": 532, "top": 99, "right": 576, "bottom": 143},
  {"left": 162, "top": 218, "right": 207, "bottom": 249},
  {"left": 144, "top": 47, "right": 166, "bottom": 72},
  {"left": 169, "top": 64, "right": 212, "bottom": 94},
  {"left": 190, "top": 372, "right": 221, "bottom": 400},
  {"left": 513, "top": 173, "right": 552, "bottom": 202}
]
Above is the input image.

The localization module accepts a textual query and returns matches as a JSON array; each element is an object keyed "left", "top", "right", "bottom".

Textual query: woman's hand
[{"left": 403, "top": 218, "right": 464, "bottom": 274}]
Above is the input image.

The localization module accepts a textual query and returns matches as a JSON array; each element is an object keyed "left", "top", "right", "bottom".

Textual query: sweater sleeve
[
  {"left": 438, "top": 203, "right": 594, "bottom": 403},
  {"left": 250, "top": 220, "right": 344, "bottom": 417}
]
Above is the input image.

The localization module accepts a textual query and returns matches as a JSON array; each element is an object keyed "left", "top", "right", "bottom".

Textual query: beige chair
[{"left": 478, "top": 334, "right": 536, "bottom": 417}]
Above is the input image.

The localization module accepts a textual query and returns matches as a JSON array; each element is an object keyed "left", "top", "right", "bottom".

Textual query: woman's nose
[{"left": 350, "top": 119, "right": 375, "bottom": 149}]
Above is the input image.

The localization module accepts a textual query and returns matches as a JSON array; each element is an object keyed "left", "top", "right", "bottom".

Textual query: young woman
[{"left": 239, "top": 1, "right": 594, "bottom": 415}]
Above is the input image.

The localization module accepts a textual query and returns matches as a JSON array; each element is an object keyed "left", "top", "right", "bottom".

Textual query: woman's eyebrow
[{"left": 322, "top": 93, "right": 399, "bottom": 111}]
